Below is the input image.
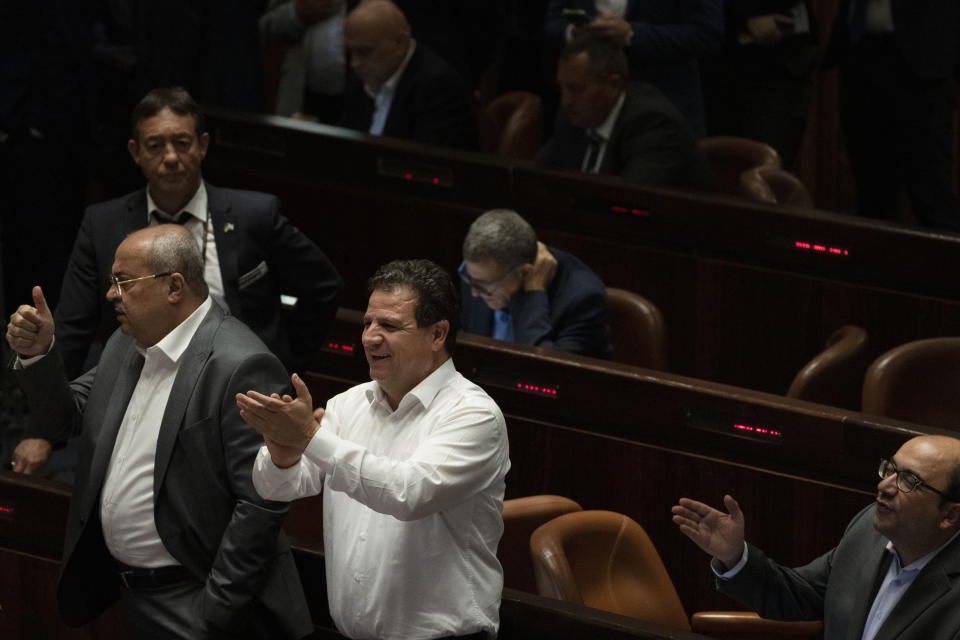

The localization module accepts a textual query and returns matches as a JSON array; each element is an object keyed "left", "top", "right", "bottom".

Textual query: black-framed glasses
[
  {"left": 109, "top": 272, "right": 171, "bottom": 297},
  {"left": 878, "top": 458, "right": 956, "bottom": 501},
  {"left": 457, "top": 261, "right": 517, "bottom": 297}
]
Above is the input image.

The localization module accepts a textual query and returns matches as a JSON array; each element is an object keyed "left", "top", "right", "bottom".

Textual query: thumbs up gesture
[{"left": 6, "top": 286, "right": 55, "bottom": 357}]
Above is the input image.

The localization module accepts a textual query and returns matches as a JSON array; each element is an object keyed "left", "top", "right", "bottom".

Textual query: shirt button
[
  {"left": 354, "top": 574, "right": 361, "bottom": 583},
  {"left": 359, "top": 532, "right": 366, "bottom": 541}
]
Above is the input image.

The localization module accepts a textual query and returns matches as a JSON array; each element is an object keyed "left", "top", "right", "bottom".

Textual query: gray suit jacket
[
  {"left": 15, "top": 304, "right": 313, "bottom": 637},
  {"left": 717, "top": 505, "right": 960, "bottom": 640}
]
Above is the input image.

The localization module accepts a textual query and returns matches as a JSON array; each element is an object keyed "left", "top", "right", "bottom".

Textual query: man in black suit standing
[
  {"left": 339, "top": 0, "right": 477, "bottom": 149},
  {"left": 9, "top": 86, "right": 343, "bottom": 478},
  {"left": 6, "top": 225, "right": 313, "bottom": 638},
  {"left": 538, "top": 35, "right": 713, "bottom": 191},
  {"left": 824, "top": 0, "right": 960, "bottom": 230}
]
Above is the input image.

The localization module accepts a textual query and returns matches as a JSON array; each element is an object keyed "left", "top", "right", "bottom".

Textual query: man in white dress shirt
[
  {"left": 237, "top": 259, "right": 510, "bottom": 640},
  {"left": 672, "top": 435, "right": 960, "bottom": 639}
]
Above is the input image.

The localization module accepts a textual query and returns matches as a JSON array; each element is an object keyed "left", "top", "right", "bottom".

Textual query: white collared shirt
[
  {"left": 582, "top": 92, "right": 626, "bottom": 173},
  {"left": 99, "top": 297, "right": 213, "bottom": 567},
  {"left": 253, "top": 358, "right": 511, "bottom": 640},
  {"left": 147, "top": 183, "right": 225, "bottom": 307},
  {"left": 365, "top": 40, "right": 417, "bottom": 136}
]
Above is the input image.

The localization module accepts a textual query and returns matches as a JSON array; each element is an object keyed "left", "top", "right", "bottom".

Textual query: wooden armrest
[{"left": 691, "top": 611, "right": 823, "bottom": 640}]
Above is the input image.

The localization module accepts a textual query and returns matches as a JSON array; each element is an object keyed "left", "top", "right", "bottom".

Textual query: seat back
[
  {"left": 480, "top": 91, "right": 543, "bottom": 160},
  {"left": 862, "top": 337, "right": 960, "bottom": 430},
  {"left": 605, "top": 288, "right": 668, "bottom": 370},
  {"left": 787, "top": 326, "right": 870, "bottom": 410},
  {"left": 500, "top": 495, "right": 583, "bottom": 593},
  {"left": 699, "top": 136, "right": 781, "bottom": 197},
  {"left": 530, "top": 510, "right": 690, "bottom": 630},
  {"left": 740, "top": 166, "right": 813, "bottom": 208}
]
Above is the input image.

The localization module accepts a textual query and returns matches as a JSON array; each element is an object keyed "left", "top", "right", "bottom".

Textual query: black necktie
[
  {"left": 152, "top": 210, "right": 190, "bottom": 225},
  {"left": 583, "top": 130, "right": 604, "bottom": 174}
]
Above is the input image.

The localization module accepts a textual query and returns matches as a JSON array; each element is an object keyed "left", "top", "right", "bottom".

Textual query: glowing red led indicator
[
  {"left": 326, "top": 342, "right": 357, "bottom": 354},
  {"left": 404, "top": 173, "right": 412, "bottom": 180},
  {"left": 611, "top": 206, "right": 628, "bottom": 213},
  {"left": 733, "top": 423, "right": 782, "bottom": 437},
  {"left": 794, "top": 240, "right": 850, "bottom": 257},
  {"left": 0, "top": 506, "right": 11, "bottom": 514},
  {"left": 631, "top": 208, "right": 649, "bottom": 216},
  {"left": 432, "top": 177, "right": 439, "bottom": 185},
  {"left": 516, "top": 381, "right": 558, "bottom": 397}
]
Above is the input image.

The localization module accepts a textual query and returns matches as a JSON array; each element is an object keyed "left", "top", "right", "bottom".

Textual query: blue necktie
[{"left": 493, "top": 309, "right": 514, "bottom": 342}]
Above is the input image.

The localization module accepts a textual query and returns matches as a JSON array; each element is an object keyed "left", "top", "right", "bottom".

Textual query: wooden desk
[{"left": 201, "top": 112, "right": 960, "bottom": 394}]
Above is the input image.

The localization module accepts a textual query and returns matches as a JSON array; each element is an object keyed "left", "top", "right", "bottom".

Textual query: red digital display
[
  {"left": 515, "top": 382, "right": 559, "bottom": 398},
  {"left": 794, "top": 240, "right": 849, "bottom": 256},
  {"left": 610, "top": 205, "right": 650, "bottom": 217},
  {"left": 732, "top": 423, "right": 782, "bottom": 439},
  {"left": 325, "top": 342, "right": 356, "bottom": 354}
]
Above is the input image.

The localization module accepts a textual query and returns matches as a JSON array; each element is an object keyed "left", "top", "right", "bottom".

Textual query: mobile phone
[{"left": 562, "top": 8, "right": 591, "bottom": 26}]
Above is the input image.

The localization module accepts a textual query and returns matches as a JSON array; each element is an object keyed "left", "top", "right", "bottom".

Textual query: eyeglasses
[
  {"left": 109, "top": 272, "right": 171, "bottom": 297},
  {"left": 458, "top": 261, "right": 517, "bottom": 297},
  {"left": 878, "top": 458, "right": 956, "bottom": 501}
]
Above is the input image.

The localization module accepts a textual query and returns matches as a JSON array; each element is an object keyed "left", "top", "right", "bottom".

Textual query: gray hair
[
  {"left": 145, "top": 226, "right": 209, "bottom": 299},
  {"left": 462, "top": 209, "right": 537, "bottom": 273}
]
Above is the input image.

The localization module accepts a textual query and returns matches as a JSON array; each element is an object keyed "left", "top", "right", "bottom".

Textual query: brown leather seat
[
  {"left": 605, "top": 287, "right": 668, "bottom": 370},
  {"left": 739, "top": 166, "right": 813, "bottom": 208},
  {"left": 531, "top": 510, "right": 822, "bottom": 639},
  {"left": 862, "top": 337, "right": 960, "bottom": 430},
  {"left": 500, "top": 495, "right": 583, "bottom": 593},
  {"left": 699, "top": 136, "right": 781, "bottom": 197},
  {"left": 479, "top": 91, "right": 543, "bottom": 160},
  {"left": 787, "top": 325, "right": 870, "bottom": 411}
]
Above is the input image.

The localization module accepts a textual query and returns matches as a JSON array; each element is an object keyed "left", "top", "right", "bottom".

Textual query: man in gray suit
[
  {"left": 5, "top": 225, "right": 312, "bottom": 638},
  {"left": 672, "top": 435, "right": 960, "bottom": 639}
]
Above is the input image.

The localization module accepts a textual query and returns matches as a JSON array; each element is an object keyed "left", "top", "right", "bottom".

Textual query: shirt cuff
[
  {"left": 711, "top": 542, "right": 749, "bottom": 579},
  {"left": 15, "top": 336, "right": 55, "bottom": 369},
  {"left": 303, "top": 424, "right": 340, "bottom": 473}
]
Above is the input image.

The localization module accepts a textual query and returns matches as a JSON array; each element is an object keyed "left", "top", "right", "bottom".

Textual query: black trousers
[{"left": 840, "top": 34, "right": 960, "bottom": 230}]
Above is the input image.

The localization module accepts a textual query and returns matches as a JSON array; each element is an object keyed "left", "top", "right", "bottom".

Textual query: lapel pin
[{"left": 223, "top": 222, "right": 235, "bottom": 233}]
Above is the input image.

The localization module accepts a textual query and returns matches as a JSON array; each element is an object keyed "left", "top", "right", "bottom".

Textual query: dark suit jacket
[
  {"left": 717, "top": 505, "right": 960, "bottom": 640},
  {"left": 823, "top": 0, "right": 959, "bottom": 79},
  {"left": 538, "top": 83, "right": 714, "bottom": 191},
  {"left": 54, "top": 182, "right": 342, "bottom": 378},
  {"left": 339, "top": 42, "right": 478, "bottom": 149},
  {"left": 461, "top": 247, "right": 611, "bottom": 359},
  {"left": 15, "top": 304, "right": 313, "bottom": 637},
  {"left": 544, "top": 0, "right": 723, "bottom": 136}
]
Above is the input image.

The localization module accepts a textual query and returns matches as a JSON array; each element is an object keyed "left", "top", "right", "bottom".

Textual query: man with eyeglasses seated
[
  {"left": 5, "top": 225, "right": 312, "bottom": 638},
  {"left": 672, "top": 435, "right": 960, "bottom": 640},
  {"left": 458, "top": 209, "right": 610, "bottom": 359}
]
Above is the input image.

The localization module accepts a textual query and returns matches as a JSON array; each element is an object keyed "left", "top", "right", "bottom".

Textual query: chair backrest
[
  {"left": 740, "top": 166, "right": 813, "bottom": 208},
  {"left": 862, "top": 337, "right": 960, "bottom": 430},
  {"left": 787, "top": 325, "right": 870, "bottom": 410},
  {"left": 699, "top": 136, "right": 781, "bottom": 197},
  {"left": 605, "top": 287, "right": 668, "bottom": 370},
  {"left": 530, "top": 510, "right": 690, "bottom": 630},
  {"left": 480, "top": 91, "right": 543, "bottom": 160},
  {"left": 500, "top": 495, "right": 583, "bottom": 593}
]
